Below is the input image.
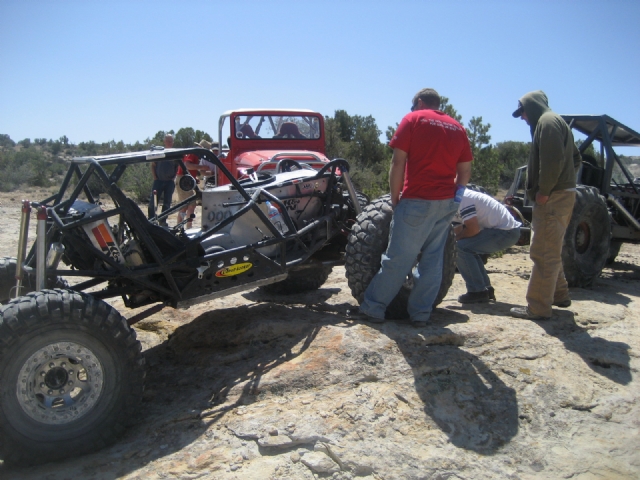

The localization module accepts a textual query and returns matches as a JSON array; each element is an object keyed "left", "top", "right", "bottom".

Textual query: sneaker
[
  {"left": 458, "top": 290, "right": 491, "bottom": 304},
  {"left": 509, "top": 306, "right": 551, "bottom": 320},
  {"left": 553, "top": 299, "right": 571, "bottom": 308}
]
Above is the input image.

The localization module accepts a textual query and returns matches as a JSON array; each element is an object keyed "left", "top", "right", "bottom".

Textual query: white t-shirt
[{"left": 454, "top": 189, "right": 521, "bottom": 231}]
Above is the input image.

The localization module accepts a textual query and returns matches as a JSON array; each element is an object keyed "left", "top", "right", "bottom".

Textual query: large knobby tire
[
  {"left": 0, "top": 289, "right": 145, "bottom": 466},
  {"left": 562, "top": 186, "right": 611, "bottom": 287},
  {"left": 0, "top": 257, "right": 69, "bottom": 304},
  {"left": 261, "top": 266, "right": 333, "bottom": 295},
  {"left": 345, "top": 195, "right": 456, "bottom": 319}
]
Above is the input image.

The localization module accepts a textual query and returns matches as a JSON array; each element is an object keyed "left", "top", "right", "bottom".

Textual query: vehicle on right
[{"left": 503, "top": 114, "right": 640, "bottom": 287}]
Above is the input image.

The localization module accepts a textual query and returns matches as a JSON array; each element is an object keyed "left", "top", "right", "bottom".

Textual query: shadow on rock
[
  {"left": 570, "top": 286, "right": 634, "bottom": 307},
  {"left": 533, "top": 311, "right": 631, "bottom": 385},
  {"left": 242, "top": 286, "right": 342, "bottom": 306},
  {"left": 95, "top": 302, "right": 346, "bottom": 477},
  {"left": 374, "top": 313, "right": 519, "bottom": 455}
]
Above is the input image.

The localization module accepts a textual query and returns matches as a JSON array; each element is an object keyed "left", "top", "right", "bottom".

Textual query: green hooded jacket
[{"left": 519, "top": 90, "right": 582, "bottom": 201}]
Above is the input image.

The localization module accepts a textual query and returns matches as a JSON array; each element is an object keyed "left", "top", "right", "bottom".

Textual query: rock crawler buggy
[
  {"left": 0, "top": 136, "right": 457, "bottom": 466},
  {"left": 0, "top": 145, "right": 368, "bottom": 465}
]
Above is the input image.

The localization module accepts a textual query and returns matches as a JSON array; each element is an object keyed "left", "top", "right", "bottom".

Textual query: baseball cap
[{"left": 512, "top": 101, "right": 524, "bottom": 118}]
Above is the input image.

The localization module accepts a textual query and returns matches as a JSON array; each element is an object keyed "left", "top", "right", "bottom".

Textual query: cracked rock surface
[{"left": 1, "top": 194, "right": 638, "bottom": 479}]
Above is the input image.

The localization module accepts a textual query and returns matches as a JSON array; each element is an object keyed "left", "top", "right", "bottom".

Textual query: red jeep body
[{"left": 215, "top": 109, "right": 330, "bottom": 185}]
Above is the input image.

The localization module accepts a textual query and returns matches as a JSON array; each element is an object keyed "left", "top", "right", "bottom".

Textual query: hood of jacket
[{"left": 519, "top": 90, "right": 551, "bottom": 135}]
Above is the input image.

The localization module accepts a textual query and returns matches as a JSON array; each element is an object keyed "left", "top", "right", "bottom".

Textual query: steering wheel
[{"left": 276, "top": 159, "right": 304, "bottom": 173}]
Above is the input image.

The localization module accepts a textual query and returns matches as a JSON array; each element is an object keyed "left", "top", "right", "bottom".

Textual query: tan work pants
[{"left": 526, "top": 190, "right": 576, "bottom": 317}]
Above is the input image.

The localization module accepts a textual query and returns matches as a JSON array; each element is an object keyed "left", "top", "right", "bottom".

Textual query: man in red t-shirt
[{"left": 355, "top": 88, "right": 473, "bottom": 325}]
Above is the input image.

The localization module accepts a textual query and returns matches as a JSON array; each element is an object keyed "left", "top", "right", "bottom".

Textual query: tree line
[
  {"left": 0, "top": 128, "right": 213, "bottom": 199},
  {"left": 4, "top": 100, "right": 632, "bottom": 201}
]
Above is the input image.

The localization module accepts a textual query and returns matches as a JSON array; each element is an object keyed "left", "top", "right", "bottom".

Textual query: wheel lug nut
[
  {"left": 59, "top": 389, "right": 65, "bottom": 394},
  {"left": 49, "top": 363, "right": 55, "bottom": 368},
  {"left": 40, "top": 383, "right": 46, "bottom": 388},
  {"left": 48, "top": 390, "right": 53, "bottom": 395}
]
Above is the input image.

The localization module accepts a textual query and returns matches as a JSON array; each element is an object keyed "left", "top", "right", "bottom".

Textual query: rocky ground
[{"left": 0, "top": 189, "right": 638, "bottom": 479}]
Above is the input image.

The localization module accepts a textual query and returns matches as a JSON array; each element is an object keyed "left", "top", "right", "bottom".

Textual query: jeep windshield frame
[{"left": 217, "top": 109, "right": 326, "bottom": 183}]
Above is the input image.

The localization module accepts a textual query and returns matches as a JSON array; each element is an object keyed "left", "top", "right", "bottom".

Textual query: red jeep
[{"left": 213, "top": 109, "right": 330, "bottom": 185}]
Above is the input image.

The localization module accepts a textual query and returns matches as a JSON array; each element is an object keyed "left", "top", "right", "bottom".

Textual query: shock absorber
[
  {"left": 36, "top": 206, "right": 47, "bottom": 291},
  {"left": 14, "top": 200, "right": 32, "bottom": 298}
]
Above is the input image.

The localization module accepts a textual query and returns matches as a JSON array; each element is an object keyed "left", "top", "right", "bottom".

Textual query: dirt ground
[{"left": 0, "top": 189, "right": 638, "bottom": 479}]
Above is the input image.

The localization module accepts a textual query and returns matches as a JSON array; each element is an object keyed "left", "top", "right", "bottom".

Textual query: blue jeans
[
  {"left": 456, "top": 227, "right": 520, "bottom": 292},
  {"left": 360, "top": 198, "right": 459, "bottom": 322},
  {"left": 148, "top": 179, "right": 175, "bottom": 219}
]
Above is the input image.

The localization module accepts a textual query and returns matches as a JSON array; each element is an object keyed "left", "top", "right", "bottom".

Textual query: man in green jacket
[{"left": 511, "top": 90, "right": 582, "bottom": 320}]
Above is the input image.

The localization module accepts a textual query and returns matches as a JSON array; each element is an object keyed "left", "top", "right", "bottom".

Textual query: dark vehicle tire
[
  {"left": 261, "top": 265, "right": 333, "bottom": 295},
  {"left": 344, "top": 195, "right": 456, "bottom": 320},
  {"left": 562, "top": 186, "right": 611, "bottom": 287},
  {"left": 354, "top": 191, "right": 370, "bottom": 209},
  {"left": 0, "top": 289, "right": 145, "bottom": 466},
  {"left": 0, "top": 257, "right": 68, "bottom": 304},
  {"left": 606, "top": 240, "right": 623, "bottom": 265}
]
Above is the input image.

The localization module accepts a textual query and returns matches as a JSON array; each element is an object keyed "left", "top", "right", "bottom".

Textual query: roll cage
[{"left": 16, "top": 147, "right": 357, "bottom": 320}]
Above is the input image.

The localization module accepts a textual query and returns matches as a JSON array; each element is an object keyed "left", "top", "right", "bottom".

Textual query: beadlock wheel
[{"left": 17, "top": 341, "right": 105, "bottom": 426}]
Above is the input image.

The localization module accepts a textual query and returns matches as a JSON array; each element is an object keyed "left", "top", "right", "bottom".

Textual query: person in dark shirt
[
  {"left": 510, "top": 91, "right": 581, "bottom": 320},
  {"left": 148, "top": 133, "right": 178, "bottom": 225}
]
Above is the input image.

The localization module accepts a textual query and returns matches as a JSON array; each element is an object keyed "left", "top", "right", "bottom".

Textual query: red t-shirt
[
  {"left": 389, "top": 109, "right": 473, "bottom": 200},
  {"left": 178, "top": 153, "right": 199, "bottom": 177}
]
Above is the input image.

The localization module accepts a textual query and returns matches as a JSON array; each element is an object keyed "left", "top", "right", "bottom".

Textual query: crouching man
[{"left": 454, "top": 189, "right": 521, "bottom": 303}]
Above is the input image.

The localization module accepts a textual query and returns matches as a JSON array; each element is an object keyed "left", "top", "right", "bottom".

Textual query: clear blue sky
[{"left": 1, "top": 0, "right": 639, "bottom": 154}]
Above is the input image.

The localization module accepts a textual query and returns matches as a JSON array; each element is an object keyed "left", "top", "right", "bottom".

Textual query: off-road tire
[
  {"left": 345, "top": 195, "right": 456, "bottom": 319},
  {"left": 562, "top": 186, "right": 611, "bottom": 287},
  {"left": 0, "top": 257, "right": 68, "bottom": 304},
  {"left": 0, "top": 289, "right": 145, "bottom": 466},
  {"left": 261, "top": 266, "right": 333, "bottom": 295},
  {"left": 354, "top": 191, "right": 370, "bottom": 210}
]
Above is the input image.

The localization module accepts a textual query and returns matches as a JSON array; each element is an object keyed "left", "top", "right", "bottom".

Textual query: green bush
[
  {"left": 119, "top": 163, "right": 154, "bottom": 203},
  {"left": 0, "top": 148, "right": 55, "bottom": 191}
]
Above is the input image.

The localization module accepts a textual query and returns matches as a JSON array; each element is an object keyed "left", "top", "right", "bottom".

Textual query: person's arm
[
  {"left": 150, "top": 162, "right": 157, "bottom": 180},
  {"left": 535, "top": 192, "right": 550, "bottom": 205},
  {"left": 190, "top": 164, "right": 212, "bottom": 171},
  {"left": 536, "top": 121, "right": 564, "bottom": 204},
  {"left": 455, "top": 161, "right": 472, "bottom": 187},
  {"left": 455, "top": 216, "right": 481, "bottom": 240},
  {"left": 389, "top": 148, "right": 408, "bottom": 207}
]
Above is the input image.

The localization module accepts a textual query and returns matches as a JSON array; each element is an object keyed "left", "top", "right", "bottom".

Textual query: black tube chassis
[{"left": 18, "top": 147, "right": 361, "bottom": 321}]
